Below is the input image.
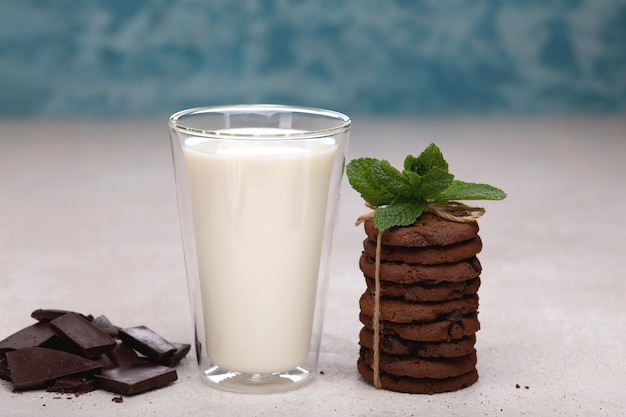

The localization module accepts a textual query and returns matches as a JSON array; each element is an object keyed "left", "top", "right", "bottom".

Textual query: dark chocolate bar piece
[
  {"left": 31, "top": 309, "right": 92, "bottom": 323},
  {"left": 0, "top": 322, "right": 56, "bottom": 356},
  {"left": 50, "top": 313, "right": 116, "bottom": 358},
  {"left": 6, "top": 347, "right": 102, "bottom": 390},
  {"left": 46, "top": 376, "right": 98, "bottom": 394},
  {"left": 106, "top": 340, "right": 143, "bottom": 366},
  {"left": 159, "top": 343, "right": 191, "bottom": 367},
  {"left": 1, "top": 309, "right": 190, "bottom": 397},
  {"left": 94, "top": 352, "right": 117, "bottom": 371},
  {"left": 118, "top": 326, "right": 177, "bottom": 361},
  {"left": 95, "top": 361, "right": 177, "bottom": 395},
  {"left": 92, "top": 315, "right": 121, "bottom": 338}
]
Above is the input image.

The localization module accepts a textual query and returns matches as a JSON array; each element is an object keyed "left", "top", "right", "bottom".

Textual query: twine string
[
  {"left": 356, "top": 201, "right": 485, "bottom": 389},
  {"left": 355, "top": 201, "right": 485, "bottom": 227},
  {"left": 372, "top": 229, "right": 383, "bottom": 388}
]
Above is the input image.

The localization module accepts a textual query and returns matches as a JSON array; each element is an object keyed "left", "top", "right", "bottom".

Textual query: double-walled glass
[{"left": 169, "top": 105, "right": 351, "bottom": 393}]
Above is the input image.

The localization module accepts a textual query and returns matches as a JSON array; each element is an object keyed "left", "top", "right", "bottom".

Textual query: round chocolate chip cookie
[
  {"left": 357, "top": 358, "right": 479, "bottom": 394},
  {"left": 359, "top": 292, "right": 479, "bottom": 324},
  {"left": 359, "top": 254, "right": 482, "bottom": 284},
  {"left": 359, "top": 312, "right": 481, "bottom": 343},
  {"left": 362, "top": 236, "right": 482, "bottom": 265},
  {"left": 359, "top": 327, "right": 476, "bottom": 358},
  {"left": 364, "top": 276, "right": 481, "bottom": 302},
  {"left": 363, "top": 213, "right": 479, "bottom": 247},
  {"left": 359, "top": 347, "right": 477, "bottom": 379}
]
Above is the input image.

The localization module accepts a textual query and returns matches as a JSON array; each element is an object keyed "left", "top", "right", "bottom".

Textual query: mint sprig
[{"left": 346, "top": 143, "right": 506, "bottom": 231}]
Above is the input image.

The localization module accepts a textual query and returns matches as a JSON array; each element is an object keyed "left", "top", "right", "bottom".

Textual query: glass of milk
[{"left": 169, "top": 105, "right": 350, "bottom": 393}]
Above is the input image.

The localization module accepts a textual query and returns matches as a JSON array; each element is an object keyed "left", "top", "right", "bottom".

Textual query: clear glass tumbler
[{"left": 169, "top": 105, "right": 351, "bottom": 393}]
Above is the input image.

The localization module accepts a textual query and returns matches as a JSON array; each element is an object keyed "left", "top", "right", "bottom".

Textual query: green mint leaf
[
  {"left": 346, "top": 158, "right": 395, "bottom": 206},
  {"left": 371, "top": 160, "right": 413, "bottom": 197},
  {"left": 346, "top": 142, "right": 506, "bottom": 232},
  {"left": 417, "top": 166, "right": 455, "bottom": 200},
  {"left": 404, "top": 143, "right": 448, "bottom": 175},
  {"left": 435, "top": 180, "right": 507, "bottom": 201},
  {"left": 373, "top": 201, "right": 428, "bottom": 231},
  {"left": 402, "top": 170, "right": 422, "bottom": 188}
]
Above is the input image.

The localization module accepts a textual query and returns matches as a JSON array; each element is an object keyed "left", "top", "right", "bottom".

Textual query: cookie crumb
[
  {"left": 515, "top": 384, "right": 520, "bottom": 388},
  {"left": 112, "top": 396, "right": 124, "bottom": 403}
]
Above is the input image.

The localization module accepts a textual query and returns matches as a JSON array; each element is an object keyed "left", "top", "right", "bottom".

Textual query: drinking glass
[{"left": 169, "top": 105, "right": 351, "bottom": 393}]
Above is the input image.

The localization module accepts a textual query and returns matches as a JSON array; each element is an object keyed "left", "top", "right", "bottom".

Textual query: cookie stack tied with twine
[
  {"left": 346, "top": 144, "right": 506, "bottom": 394},
  {"left": 356, "top": 206, "right": 484, "bottom": 393}
]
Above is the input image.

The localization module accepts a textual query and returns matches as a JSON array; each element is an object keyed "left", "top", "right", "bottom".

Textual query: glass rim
[{"left": 168, "top": 104, "right": 351, "bottom": 139}]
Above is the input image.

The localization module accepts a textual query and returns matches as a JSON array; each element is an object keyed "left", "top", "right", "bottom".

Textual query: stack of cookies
[{"left": 357, "top": 212, "right": 483, "bottom": 394}]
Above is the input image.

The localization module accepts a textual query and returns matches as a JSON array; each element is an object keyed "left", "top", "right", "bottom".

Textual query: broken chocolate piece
[
  {"left": 118, "top": 326, "right": 177, "bottom": 361},
  {"left": 50, "top": 313, "right": 116, "bottom": 358},
  {"left": 94, "top": 353, "right": 117, "bottom": 371},
  {"left": 46, "top": 376, "right": 98, "bottom": 394},
  {"left": 0, "top": 322, "right": 56, "bottom": 357},
  {"left": 95, "top": 361, "right": 177, "bottom": 395},
  {"left": 106, "top": 340, "right": 143, "bottom": 366},
  {"left": 159, "top": 343, "right": 191, "bottom": 367},
  {"left": 31, "top": 309, "right": 92, "bottom": 323},
  {"left": 1, "top": 309, "right": 190, "bottom": 397},
  {"left": 6, "top": 347, "right": 101, "bottom": 390},
  {"left": 92, "top": 315, "right": 121, "bottom": 338},
  {"left": 39, "top": 334, "right": 80, "bottom": 354}
]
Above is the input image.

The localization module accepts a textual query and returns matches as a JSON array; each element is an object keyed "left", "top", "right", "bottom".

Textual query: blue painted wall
[{"left": 0, "top": 0, "right": 624, "bottom": 117}]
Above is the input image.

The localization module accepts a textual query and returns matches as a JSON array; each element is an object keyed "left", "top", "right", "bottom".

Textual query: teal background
[{"left": 1, "top": 0, "right": 625, "bottom": 117}]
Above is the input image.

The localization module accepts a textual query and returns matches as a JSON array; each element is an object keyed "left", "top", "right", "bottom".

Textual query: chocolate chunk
[
  {"left": 106, "top": 340, "right": 143, "bottom": 366},
  {"left": 50, "top": 313, "right": 116, "bottom": 359},
  {"left": 159, "top": 343, "right": 191, "bottom": 367},
  {"left": 46, "top": 376, "right": 98, "bottom": 394},
  {"left": 92, "top": 315, "right": 121, "bottom": 338},
  {"left": 94, "top": 353, "right": 117, "bottom": 371},
  {"left": 31, "top": 309, "right": 92, "bottom": 323},
  {"left": 0, "top": 322, "right": 56, "bottom": 356},
  {"left": 95, "top": 361, "right": 177, "bottom": 395},
  {"left": 118, "top": 326, "right": 177, "bottom": 361},
  {"left": 1, "top": 309, "right": 189, "bottom": 397},
  {"left": 39, "top": 334, "right": 79, "bottom": 354},
  {"left": 6, "top": 347, "right": 102, "bottom": 390},
  {"left": 114, "top": 339, "right": 191, "bottom": 367}
]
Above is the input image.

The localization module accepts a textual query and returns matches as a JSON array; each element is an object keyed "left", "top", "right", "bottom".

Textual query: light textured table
[{"left": 1, "top": 116, "right": 625, "bottom": 416}]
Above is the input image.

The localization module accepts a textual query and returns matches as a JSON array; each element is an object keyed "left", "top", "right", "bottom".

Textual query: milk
[{"left": 183, "top": 130, "right": 337, "bottom": 374}]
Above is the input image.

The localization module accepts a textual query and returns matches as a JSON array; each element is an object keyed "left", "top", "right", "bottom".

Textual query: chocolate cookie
[
  {"left": 364, "top": 277, "right": 481, "bottom": 302},
  {"left": 360, "top": 312, "right": 481, "bottom": 342},
  {"left": 362, "top": 236, "right": 482, "bottom": 265},
  {"left": 363, "top": 213, "right": 479, "bottom": 247},
  {"left": 357, "top": 358, "right": 478, "bottom": 394},
  {"left": 359, "top": 254, "right": 482, "bottom": 284},
  {"left": 359, "top": 347, "right": 477, "bottom": 379},
  {"left": 359, "top": 327, "right": 476, "bottom": 358},
  {"left": 359, "top": 292, "right": 479, "bottom": 324}
]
